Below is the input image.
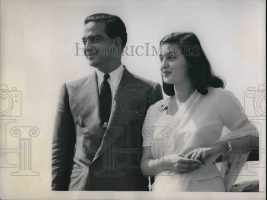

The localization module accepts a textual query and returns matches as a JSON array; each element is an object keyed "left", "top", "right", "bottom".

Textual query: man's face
[{"left": 83, "top": 22, "right": 118, "bottom": 69}]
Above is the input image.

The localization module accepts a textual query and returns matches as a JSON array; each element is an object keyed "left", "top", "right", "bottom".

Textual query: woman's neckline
[{"left": 165, "top": 89, "right": 197, "bottom": 116}]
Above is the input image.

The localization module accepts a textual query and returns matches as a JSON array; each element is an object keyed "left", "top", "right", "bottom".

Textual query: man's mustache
[
  {"left": 84, "top": 47, "right": 101, "bottom": 56},
  {"left": 84, "top": 46, "right": 116, "bottom": 57}
]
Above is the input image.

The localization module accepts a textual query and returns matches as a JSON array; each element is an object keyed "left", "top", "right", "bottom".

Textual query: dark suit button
[{"left": 83, "top": 145, "right": 87, "bottom": 150}]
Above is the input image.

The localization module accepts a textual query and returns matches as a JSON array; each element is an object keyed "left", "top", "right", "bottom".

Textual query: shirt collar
[{"left": 96, "top": 63, "right": 124, "bottom": 88}]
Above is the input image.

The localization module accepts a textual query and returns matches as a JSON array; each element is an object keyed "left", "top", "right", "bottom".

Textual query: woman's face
[{"left": 159, "top": 43, "right": 191, "bottom": 85}]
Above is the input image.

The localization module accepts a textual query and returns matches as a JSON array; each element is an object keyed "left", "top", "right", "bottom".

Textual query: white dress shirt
[{"left": 95, "top": 64, "right": 124, "bottom": 100}]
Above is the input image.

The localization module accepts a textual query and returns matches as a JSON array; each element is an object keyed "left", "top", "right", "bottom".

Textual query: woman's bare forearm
[
  {"left": 141, "top": 156, "right": 171, "bottom": 177},
  {"left": 213, "top": 136, "right": 259, "bottom": 155}
]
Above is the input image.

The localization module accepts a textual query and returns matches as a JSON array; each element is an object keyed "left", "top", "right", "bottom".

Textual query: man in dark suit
[{"left": 52, "top": 13, "right": 163, "bottom": 191}]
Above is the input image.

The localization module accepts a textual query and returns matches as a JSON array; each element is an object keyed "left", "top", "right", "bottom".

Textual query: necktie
[{"left": 99, "top": 74, "right": 112, "bottom": 125}]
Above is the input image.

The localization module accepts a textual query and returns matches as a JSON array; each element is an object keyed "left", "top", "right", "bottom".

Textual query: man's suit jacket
[{"left": 52, "top": 67, "right": 163, "bottom": 191}]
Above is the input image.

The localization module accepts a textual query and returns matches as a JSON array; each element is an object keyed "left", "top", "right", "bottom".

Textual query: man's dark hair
[
  {"left": 84, "top": 13, "right": 127, "bottom": 51},
  {"left": 160, "top": 32, "right": 225, "bottom": 96}
]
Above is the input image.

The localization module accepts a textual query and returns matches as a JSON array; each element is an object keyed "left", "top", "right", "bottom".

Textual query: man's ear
[{"left": 114, "top": 37, "right": 122, "bottom": 48}]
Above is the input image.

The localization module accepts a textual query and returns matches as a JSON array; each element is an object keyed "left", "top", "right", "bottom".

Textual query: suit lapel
[
  {"left": 73, "top": 72, "right": 105, "bottom": 139},
  {"left": 91, "top": 68, "right": 144, "bottom": 163}
]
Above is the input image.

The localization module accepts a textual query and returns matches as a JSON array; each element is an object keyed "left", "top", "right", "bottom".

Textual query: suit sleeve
[
  {"left": 142, "top": 104, "right": 155, "bottom": 147},
  {"left": 52, "top": 84, "right": 76, "bottom": 191},
  {"left": 153, "top": 83, "right": 163, "bottom": 104}
]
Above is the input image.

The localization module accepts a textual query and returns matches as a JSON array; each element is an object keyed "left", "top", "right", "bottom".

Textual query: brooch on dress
[{"left": 158, "top": 104, "right": 168, "bottom": 112}]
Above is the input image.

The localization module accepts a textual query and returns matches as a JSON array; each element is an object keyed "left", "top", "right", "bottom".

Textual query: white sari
[{"left": 142, "top": 88, "right": 259, "bottom": 191}]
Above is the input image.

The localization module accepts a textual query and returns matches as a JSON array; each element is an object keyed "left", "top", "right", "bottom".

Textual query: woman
[{"left": 140, "top": 32, "right": 259, "bottom": 192}]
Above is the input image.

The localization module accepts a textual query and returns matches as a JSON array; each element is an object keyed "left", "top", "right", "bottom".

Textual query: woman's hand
[
  {"left": 185, "top": 144, "right": 226, "bottom": 165},
  {"left": 167, "top": 154, "right": 202, "bottom": 173}
]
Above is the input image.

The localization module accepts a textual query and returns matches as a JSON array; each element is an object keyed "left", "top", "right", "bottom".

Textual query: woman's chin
[{"left": 163, "top": 79, "right": 174, "bottom": 85}]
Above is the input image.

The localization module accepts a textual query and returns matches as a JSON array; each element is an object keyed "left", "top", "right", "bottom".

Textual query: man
[{"left": 52, "top": 13, "right": 163, "bottom": 191}]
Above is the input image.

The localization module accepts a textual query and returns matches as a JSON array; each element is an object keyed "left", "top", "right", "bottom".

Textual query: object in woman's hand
[{"left": 230, "top": 180, "right": 259, "bottom": 192}]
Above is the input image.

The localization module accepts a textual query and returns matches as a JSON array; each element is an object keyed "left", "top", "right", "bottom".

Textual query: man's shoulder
[
  {"left": 129, "top": 72, "right": 159, "bottom": 89},
  {"left": 65, "top": 73, "right": 95, "bottom": 88}
]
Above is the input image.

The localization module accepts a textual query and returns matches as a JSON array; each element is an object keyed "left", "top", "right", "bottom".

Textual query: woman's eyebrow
[{"left": 165, "top": 51, "right": 177, "bottom": 56}]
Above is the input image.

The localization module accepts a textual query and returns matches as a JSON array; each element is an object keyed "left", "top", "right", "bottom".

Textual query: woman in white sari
[{"left": 140, "top": 32, "right": 259, "bottom": 192}]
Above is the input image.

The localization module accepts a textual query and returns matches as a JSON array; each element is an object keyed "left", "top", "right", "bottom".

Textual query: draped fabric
[{"left": 142, "top": 88, "right": 259, "bottom": 191}]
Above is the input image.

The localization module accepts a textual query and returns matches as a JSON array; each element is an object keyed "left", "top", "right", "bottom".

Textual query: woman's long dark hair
[{"left": 160, "top": 32, "right": 225, "bottom": 96}]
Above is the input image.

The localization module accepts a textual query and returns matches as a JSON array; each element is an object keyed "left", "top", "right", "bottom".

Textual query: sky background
[{"left": 0, "top": 0, "right": 265, "bottom": 199}]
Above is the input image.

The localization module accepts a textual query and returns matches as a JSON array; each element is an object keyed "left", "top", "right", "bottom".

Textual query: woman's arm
[
  {"left": 141, "top": 147, "right": 201, "bottom": 176},
  {"left": 185, "top": 134, "right": 259, "bottom": 163},
  {"left": 212, "top": 119, "right": 259, "bottom": 155},
  {"left": 141, "top": 147, "right": 170, "bottom": 177},
  {"left": 217, "top": 89, "right": 260, "bottom": 153},
  {"left": 140, "top": 102, "right": 171, "bottom": 177},
  {"left": 186, "top": 88, "right": 260, "bottom": 162}
]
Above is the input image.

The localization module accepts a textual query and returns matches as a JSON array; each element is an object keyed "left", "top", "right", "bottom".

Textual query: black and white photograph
[{"left": 0, "top": 0, "right": 265, "bottom": 199}]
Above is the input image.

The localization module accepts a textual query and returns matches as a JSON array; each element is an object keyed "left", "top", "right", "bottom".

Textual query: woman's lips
[{"left": 163, "top": 71, "right": 171, "bottom": 76}]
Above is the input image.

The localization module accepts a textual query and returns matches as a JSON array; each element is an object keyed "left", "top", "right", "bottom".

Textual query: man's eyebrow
[{"left": 82, "top": 35, "right": 103, "bottom": 40}]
